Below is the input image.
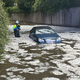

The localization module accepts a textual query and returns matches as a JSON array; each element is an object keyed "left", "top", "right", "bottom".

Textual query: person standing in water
[{"left": 13, "top": 21, "right": 21, "bottom": 37}]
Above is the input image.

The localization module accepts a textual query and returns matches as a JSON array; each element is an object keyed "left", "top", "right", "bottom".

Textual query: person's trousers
[{"left": 14, "top": 30, "right": 20, "bottom": 37}]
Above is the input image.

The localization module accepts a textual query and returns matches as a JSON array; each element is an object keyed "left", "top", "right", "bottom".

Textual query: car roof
[{"left": 32, "top": 26, "right": 52, "bottom": 29}]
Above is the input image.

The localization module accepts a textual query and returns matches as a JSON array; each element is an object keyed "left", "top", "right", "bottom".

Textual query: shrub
[
  {"left": 5, "top": 6, "right": 20, "bottom": 15},
  {"left": 0, "top": 1, "right": 9, "bottom": 54}
]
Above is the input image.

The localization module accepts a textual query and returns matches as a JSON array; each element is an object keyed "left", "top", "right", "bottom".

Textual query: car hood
[{"left": 36, "top": 33, "right": 60, "bottom": 39}]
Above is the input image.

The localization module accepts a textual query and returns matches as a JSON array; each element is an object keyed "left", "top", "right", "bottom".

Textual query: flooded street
[{"left": 0, "top": 25, "right": 80, "bottom": 80}]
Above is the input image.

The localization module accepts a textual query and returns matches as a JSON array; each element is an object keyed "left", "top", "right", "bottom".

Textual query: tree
[
  {"left": 0, "top": 1, "right": 9, "bottom": 54},
  {"left": 33, "top": 0, "right": 80, "bottom": 14},
  {"left": 17, "top": 0, "right": 35, "bottom": 12},
  {"left": 2, "top": 0, "right": 80, "bottom": 14},
  {"left": 3, "top": 0, "right": 15, "bottom": 7}
]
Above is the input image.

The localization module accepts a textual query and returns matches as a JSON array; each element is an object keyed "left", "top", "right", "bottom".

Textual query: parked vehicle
[{"left": 29, "top": 26, "right": 62, "bottom": 43}]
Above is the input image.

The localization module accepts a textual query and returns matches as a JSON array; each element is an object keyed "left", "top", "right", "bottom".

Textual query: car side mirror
[
  {"left": 31, "top": 33, "right": 35, "bottom": 35},
  {"left": 55, "top": 32, "right": 57, "bottom": 34}
]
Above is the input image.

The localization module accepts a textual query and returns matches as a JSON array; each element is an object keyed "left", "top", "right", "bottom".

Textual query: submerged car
[{"left": 29, "top": 26, "right": 62, "bottom": 44}]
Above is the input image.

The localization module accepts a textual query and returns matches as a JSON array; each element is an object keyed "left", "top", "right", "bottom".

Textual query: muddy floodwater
[{"left": 0, "top": 25, "right": 80, "bottom": 80}]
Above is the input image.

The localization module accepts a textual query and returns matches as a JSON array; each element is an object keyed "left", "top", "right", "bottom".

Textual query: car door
[{"left": 30, "top": 28, "right": 36, "bottom": 40}]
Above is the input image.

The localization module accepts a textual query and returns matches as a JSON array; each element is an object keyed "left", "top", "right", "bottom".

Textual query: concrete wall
[{"left": 10, "top": 7, "right": 80, "bottom": 27}]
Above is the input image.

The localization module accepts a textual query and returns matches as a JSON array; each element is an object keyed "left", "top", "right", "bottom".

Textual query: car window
[
  {"left": 30, "top": 28, "right": 35, "bottom": 33},
  {"left": 36, "top": 28, "right": 55, "bottom": 34}
]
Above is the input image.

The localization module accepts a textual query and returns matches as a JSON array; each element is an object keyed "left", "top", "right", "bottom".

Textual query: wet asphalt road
[{"left": 0, "top": 25, "right": 80, "bottom": 80}]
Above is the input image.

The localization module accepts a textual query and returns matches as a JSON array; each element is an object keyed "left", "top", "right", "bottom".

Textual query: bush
[
  {"left": 33, "top": 0, "right": 80, "bottom": 14},
  {"left": 0, "top": 1, "right": 9, "bottom": 54},
  {"left": 3, "top": 0, "right": 15, "bottom": 7},
  {"left": 5, "top": 6, "right": 20, "bottom": 15}
]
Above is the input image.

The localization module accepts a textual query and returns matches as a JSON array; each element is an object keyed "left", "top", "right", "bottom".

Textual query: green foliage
[
  {"left": 17, "top": 0, "right": 35, "bottom": 12},
  {"left": 3, "top": 0, "right": 80, "bottom": 14},
  {"left": 3, "top": 0, "right": 15, "bottom": 7},
  {"left": 33, "top": 0, "right": 80, "bottom": 14},
  {"left": 0, "top": 1, "right": 9, "bottom": 54},
  {"left": 5, "top": 7, "right": 20, "bottom": 15},
  {"left": 2, "top": 0, "right": 80, "bottom": 14}
]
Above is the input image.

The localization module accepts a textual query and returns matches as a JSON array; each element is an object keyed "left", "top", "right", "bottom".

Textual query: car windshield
[{"left": 36, "top": 28, "right": 55, "bottom": 34}]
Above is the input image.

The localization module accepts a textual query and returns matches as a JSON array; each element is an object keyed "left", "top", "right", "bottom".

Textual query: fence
[{"left": 10, "top": 7, "right": 80, "bottom": 27}]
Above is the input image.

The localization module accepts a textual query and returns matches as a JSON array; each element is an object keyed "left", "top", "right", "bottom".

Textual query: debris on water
[{"left": 0, "top": 25, "right": 80, "bottom": 80}]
